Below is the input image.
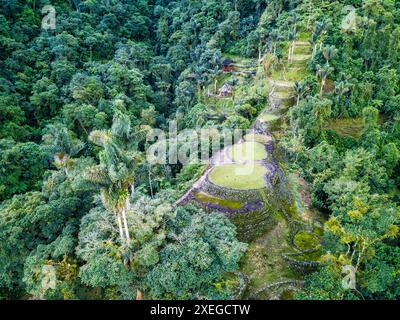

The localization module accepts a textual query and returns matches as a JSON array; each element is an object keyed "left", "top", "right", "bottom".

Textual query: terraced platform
[
  {"left": 269, "top": 80, "right": 295, "bottom": 89},
  {"left": 177, "top": 40, "right": 312, "bottom": 242},
  {"left": 228, "top": 141, "right": 269, "bottom": 162},
  {"left": 181, "top": 35, "right": 321, "bottom": 300},
  {"left": 209, "top": 163, "right": 269, "bottom": 190}
]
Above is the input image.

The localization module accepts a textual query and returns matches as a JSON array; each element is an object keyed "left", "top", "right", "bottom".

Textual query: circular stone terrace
[
  {"left": 227, "top": 141, "right": 269, "bottom": 162},
  {"left": 207, "top": 137, "right": 275, "bottom": 191},
  {"left": 208, "top": 162, "right": 269, "bottom": 190}
]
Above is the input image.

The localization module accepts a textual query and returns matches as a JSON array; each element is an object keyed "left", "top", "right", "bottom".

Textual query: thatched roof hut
[{"left": 218, "top": 83, "right": 233, "bottom": 97}]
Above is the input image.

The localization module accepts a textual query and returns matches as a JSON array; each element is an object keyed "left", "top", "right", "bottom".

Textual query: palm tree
[
  {"left": 85, "top": 110, "right": 142, "bottom": 244},
  {"left": 269, "top": 30, "right": 283, "bottom": 56},
  {"left": 334, "top": 79, "right": 352, "bottom": 117},
  {"left": 310, "top": 31, "right": 319, "bottom": 59},
  {"left": 42, "top": 124, "right": 85, "bottom": 175},
  {"left": 293, "top": 81, "right": 310, "bottom": 106},
  {"left": 210, "top": 67, "right": 221, "bottom": 94},
  {"left": 316, "top": 64, "right": 334, "bottom": 95},
  {"left": 335, "top": 75, "right": 352, "bottom": 102},
  {"left": 310, "top": 20, "right": 330, "bottom": 58},
  {"left": 194, "top": 66, "right": 207, "bottom": 101},
  {"left": 290, "top": 12, "right": 300, "bottom": 35},
  {"left": 319, "top": 20, "right": 332, "bottom": 50},
  {"left": 288, "top": 30, "right": 296, "bottom": 64},
  {"left": 276, "top": 50, "right": 287, "bottom": 81},
  {"left": 335, "top": 81, "right": 351, "bottom": 97},
  {"left": 322, "top": 45, "right": 336, "bottom": 66}
]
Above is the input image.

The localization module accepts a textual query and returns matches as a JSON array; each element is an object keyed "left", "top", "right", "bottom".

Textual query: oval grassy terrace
[
  {"left": 244, "top": 133, "right": 272, "bottom": 144},
  {"left": 258, "top": 113, "right": 280, "bottom": 123},
  {"left": 227, "top": 141, "right": 269, "bottom": 162},
  {"left": 208, "top": 162, "right": 269, "bottom": 190},
  {"left": 194, "top": 191, "right": 243, "bottom": 210},
  {"left": 293, "top": 231, "right": 321, "bottom": 251}
]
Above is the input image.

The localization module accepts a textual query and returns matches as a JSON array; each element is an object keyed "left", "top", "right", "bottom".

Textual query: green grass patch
[
  {"left": 244, "top": 134, "right": 272, "bottom": 144},
  {"left": 194, "top": 191, "right": 243, "bottom": 210},
  {"left": 214, "top": 97, "right": 235, "bottom": 111},
  {"left": 209, "top": 163, "right": 268, "bottom": 190},
  {"left": 272, "top": 80, "right": 295, "bottom": 89},
  {"left": 287, "top": 67, "right": 308, "bottom": 81},
  {"left": 291, "top": 54, "right": 311, "bottom": 61},
  {"left": 239, "top": 222, "right": 299, "bottom": 297},
  {"left": 270, "top": 67, "right": 307, "bottom": 82},
  {"left": 287, "top": 173, "right": 307, "bottom": 220},
  {"left": 324, "top": 115, "right": 387, "bottom": 139},
  {"left": 312, "top": 227, "right": 324, "bottom": 238},
  {"left": 273, "top": 91, "right": 294, "bottom": 98},
  {"left": 259, "top": 113, "right": 280, "bottom": 122},
  {"left": 228, "top": 141, "right": 269, "bottom": 162},
  {"left": 297, "top": 32, "right": 311, "bottom": 41},
  {"left": 324, "top": 117, "right": 364, "bottom": 139},
  {"left": 293, "top": 232, "right": 321, "bottom": 251},
  {"left": 292, "top": 250, "right": 322, "bottom": 262},
  {"left": 293, "top": 45, "right": 311, "bottom": 55}
]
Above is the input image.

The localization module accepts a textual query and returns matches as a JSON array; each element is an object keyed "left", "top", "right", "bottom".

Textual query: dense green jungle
[{"left": 0, "top": 0, "right": 400, "bottom": 301}]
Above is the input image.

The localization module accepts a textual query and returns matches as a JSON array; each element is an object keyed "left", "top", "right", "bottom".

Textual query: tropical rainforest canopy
[{"left": 0, "top": 0, "right": 399, "bottom": 300}]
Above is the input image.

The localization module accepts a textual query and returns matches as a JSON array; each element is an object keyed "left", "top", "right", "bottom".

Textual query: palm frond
[
  {"left": 111, "top": 110, "right": 131, "bottom": 139},
  {"left": 54, "top": 152, "right": 70, "bottom": 168},
  {"left": 84, "top": 165, "right": 110, "bottom": 185},
  {"left": 70, "top": 139, "right": 85, "bottom": 157},
  {"left": 89, "top": 130, "right": 112, "bottom": 147}
]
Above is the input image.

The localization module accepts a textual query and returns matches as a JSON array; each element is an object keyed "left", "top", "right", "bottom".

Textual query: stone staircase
[{"left": 266, "top": 41, "right": 311, "bottom": 112}]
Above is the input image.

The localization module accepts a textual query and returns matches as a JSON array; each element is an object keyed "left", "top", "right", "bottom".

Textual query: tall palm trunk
[
  {"left": 312, "top": 44, "right": 317, "bottom": 59},
  {"left": 258, "top": 41, "right": 263, "bottom": 64},
  {"left": 116, "top": 212, "right": 125, "bottom": 243},
  {"left": 148, "top": 166, "right": 154, "bottom": 198},
  {"left": 320, "top": 78, "right": 326, "bottom": 95},
  {"left": 122, "top": 209, "right": 130, "bottom": 242}
]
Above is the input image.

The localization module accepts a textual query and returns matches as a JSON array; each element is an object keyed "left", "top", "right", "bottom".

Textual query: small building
[
  {"left": 222, "top": 58, "right": 235, "bottom": 72},
  {"left": 218, "top": 83, "right": 233, "bottom": 97}
]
